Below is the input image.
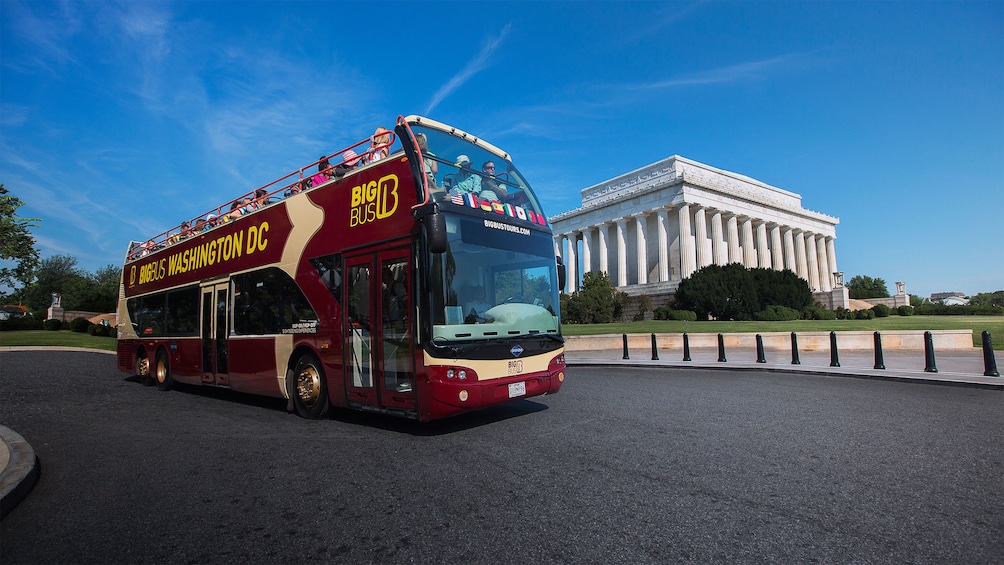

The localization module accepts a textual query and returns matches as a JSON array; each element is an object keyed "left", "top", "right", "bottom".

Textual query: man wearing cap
[{"left": 452, "top": 154, "right": 482, "bottom": 194}]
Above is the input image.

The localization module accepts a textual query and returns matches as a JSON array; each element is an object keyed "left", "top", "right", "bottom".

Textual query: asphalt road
[{"left": 1, "top": 351, "right": 1001, "bottom": 564}]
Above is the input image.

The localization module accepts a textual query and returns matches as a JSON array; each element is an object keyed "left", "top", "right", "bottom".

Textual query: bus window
[
  {"left": 232, "top": 268, "right": 318, "bottom": 336},
  {"left": 165, "top": 287, "right": 200, "bottom": 335},
  {"left": 347, "top": 263, "right": 372, "bottom": 388},
  {"left": 128, "top": 294, "right": 165, "bottom": 336},
  {"left": 310, "top": 254, "right": 343, "bottom": 304}
]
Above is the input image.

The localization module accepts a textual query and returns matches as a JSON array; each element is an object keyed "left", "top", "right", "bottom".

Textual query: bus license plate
[{"left": 508, "top": 381, "right": 526, "bottom": 398}]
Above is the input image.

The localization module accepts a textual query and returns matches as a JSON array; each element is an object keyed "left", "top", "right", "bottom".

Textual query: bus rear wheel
[
  {"left": 136, "top": 352, "right": 153, "bottom": 386},
  {"left": 154, "top": 349, "right": 173, "bottom": 391},
  {"left": 291, "top": 353, "right": 329, "bottom": 419}
]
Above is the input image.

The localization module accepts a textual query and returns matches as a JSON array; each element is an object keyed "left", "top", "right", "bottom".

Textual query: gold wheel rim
[
  {"left": 137, "top": 356, "right": 150, "bottom": 378},
  {"left": 296, "top": 364, "right": 321, "bottom": 408},
  {"left": 156, "top": 357, "right": 168, "bottom": 384}
]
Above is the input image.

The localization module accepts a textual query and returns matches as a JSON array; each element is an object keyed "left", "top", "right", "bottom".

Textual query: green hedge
[
  {"left": 0, "top": 317, "right": 44, "bottom": 331},
  {"left": 43, "top": 319, "right": 63, "bottom": 331},
  {"left": 653, "top": 307, "right": 697, "bottom": 321},
  {"left": 69, "top": 317, "right": 91, "bottom": 333}
]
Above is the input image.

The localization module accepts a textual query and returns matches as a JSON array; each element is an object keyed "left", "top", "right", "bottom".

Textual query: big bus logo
[{"left": 349, "top": 174, "right": 399, "bottom": 228}]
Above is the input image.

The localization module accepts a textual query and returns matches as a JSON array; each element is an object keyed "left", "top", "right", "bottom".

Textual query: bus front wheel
[
  {"left": 154, "top": 349, "right": 173, "bottom": 391},
  {"left": 291, "top": 353, "right": 329, "bottom": 419}
]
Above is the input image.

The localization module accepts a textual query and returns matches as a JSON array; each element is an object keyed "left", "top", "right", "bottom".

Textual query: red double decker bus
[{"left": 117, "top": 116, "right": 566, "bottom": 420}]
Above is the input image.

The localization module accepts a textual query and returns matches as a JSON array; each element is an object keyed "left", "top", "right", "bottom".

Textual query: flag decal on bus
[{"left": 510, "top": 344, "right": 524, "bottom": 357}]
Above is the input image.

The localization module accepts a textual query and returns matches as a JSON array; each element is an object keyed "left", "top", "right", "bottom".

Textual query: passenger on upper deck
[
  {"left": 480, "top": 160, "right": 507, "bottom": 201},
  {"left": 416, "top": 133, "right": 438, "bottom": 188},
  {"left": 311, "top": 157, "right": 333, "bottom": 187},
  {"left": 368, "top": 127, "right": 391, "bottom": 164},
  {"left": 451, "top": 155, "right": 481, "bottom": 195},
  {"left": 333, "top": 149, "right": 361, "bottom": 180}
]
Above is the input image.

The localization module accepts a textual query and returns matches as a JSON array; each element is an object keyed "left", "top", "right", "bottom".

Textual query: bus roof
[{"left": 404, "top": 115, "right": 511, "bottom": 162}]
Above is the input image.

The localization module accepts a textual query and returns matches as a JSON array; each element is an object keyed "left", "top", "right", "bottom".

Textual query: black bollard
[
  {"left": 683, "top": 333, "right": 692, "bottom": 362},
  {"left": 873, "top": 331, "right": 885, "bottom": 370},
  {"left": 651, "top": 333, "right": 659, "bottom": 361},
  {"left": 923, "top": 331, "right": 938, "bottom": 373},
  {"left": 717, "top": 333, "right": 727, "bottom": 362},
  {"left": 829, "top": 331, "right": 840, "bottom": 367},
  {"left": 622, "top": 333, "right": 629, "bottom": 360},
  {"left": 790, "top": 332, "right": 801, "bottom": 365},
  {"left": 756, "top": 334, "right": 767, "bottom": 363},
  {"left": 982, "top": 331, "right": 1000, "bottom": 377}
]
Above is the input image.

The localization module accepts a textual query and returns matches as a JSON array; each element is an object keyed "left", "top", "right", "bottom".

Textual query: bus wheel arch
[
  {"left": 154, "top": 347, "right": 174, "bottom": 391},
  {"left": 135, "top": 347, "right": 154, "bottom": 386},
  {"left": 289, "top": 350, "right": 330, "bottom": 419}
]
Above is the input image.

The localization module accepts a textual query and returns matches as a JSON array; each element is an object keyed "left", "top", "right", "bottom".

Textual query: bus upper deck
[{"left": 125, "top": 116, "right": 551, "bottom": 265}]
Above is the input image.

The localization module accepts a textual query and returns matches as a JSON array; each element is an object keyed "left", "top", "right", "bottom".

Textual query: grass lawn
[
  {"left": 560, "top": 316, "right": 1004, "bottom": 349},
  {"left": 0, "top": 330, "right": 117, "bottom": 352}
]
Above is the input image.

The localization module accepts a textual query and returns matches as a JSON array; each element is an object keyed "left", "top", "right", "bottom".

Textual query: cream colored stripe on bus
[{"left": 423, "top": 349, "right": 561, "bottom": 381}]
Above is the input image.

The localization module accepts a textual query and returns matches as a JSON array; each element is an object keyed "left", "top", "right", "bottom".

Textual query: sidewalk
[{"left": 566, "top": 345, "right": 1003, "bottom": 389}]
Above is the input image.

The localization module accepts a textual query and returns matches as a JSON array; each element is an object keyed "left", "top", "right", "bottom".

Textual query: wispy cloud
[
  {"left": 425, "top": 23, "right": 512, "bottom": 115},
  {"left": 625, "top": 53, "right": 814, "bottom": 90}
]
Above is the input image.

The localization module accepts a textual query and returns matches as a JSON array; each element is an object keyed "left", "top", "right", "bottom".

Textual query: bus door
[
  {"left": 344, "top": 248, "right": 415, "bottom": 412},
  {"left": 201, "top": 281, "right": 231, "bottom": 386}
]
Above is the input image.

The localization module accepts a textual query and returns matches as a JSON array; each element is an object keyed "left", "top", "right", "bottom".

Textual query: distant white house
[{"left": 931, "top": 292, "right": 969, "bottom": 306}]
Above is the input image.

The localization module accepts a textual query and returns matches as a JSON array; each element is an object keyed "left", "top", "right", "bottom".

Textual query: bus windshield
[
  {"left": 410, "top": 124, "right": 546, "bottom": 221},
  {"left": 430, "top": 214, "right": 560, "bottom": 343}
]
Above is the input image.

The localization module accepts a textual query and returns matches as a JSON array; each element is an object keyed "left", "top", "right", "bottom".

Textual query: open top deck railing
[{"left": 125, "top": 128, "right": 397, "bottom": 262}]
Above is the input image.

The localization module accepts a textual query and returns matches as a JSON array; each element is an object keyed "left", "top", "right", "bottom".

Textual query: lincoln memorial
[{"left": 549, "top": 155, "right": 847, "bottom": 308}]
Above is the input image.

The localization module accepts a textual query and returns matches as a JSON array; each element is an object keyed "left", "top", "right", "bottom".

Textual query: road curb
[
  {"left": 566, "top": 359, "right": 1004, "bottom": 390},
  {"left": 0, "top": 425, "right": 40, "bottom": 520}
]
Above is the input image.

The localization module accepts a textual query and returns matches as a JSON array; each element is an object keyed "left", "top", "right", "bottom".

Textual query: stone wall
[{"left": 564, "top": 330, "right": 975, "bottom": 352}]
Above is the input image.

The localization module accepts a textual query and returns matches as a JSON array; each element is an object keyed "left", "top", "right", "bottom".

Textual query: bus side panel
[
  {"left": 168, "top": 338, "right": 203, "bottom": 386},
  {"left": 228, "top": 337, "right": 284, "bottom": 398},
  {"left": 117, "top": 339, "right": 137, "bottom": 373}
]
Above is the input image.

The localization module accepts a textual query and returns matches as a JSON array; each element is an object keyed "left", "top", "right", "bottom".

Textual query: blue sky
[{"left": 2, "top": 1, "right": 1001, "bottom": 298}]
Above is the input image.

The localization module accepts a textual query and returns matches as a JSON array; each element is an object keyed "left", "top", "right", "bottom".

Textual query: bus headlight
[
  {"left": 447, "top": 369, "right": 455, "bottom": 379},
  {"left": 458, "top": 370, "right": 467, "bottom": 380}
]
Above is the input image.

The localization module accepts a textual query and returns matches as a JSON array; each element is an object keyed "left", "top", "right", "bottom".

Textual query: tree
[
  {"left": 19, "top": 258, "right": 122, "bottom": 313},
  {"left": 564, "top": 271, "right": 623, "bottom": 323},
  {"left": 749, "top": 267, "right": 813, "bottom": 311},
  {"left": 969, "top": 291, "right": 1004, "bottom": 309},
  {"left": 0, "top": 184, "right": 41, "bottom": 297},
  {"left": 675, "top": 264, "right": 814, "bottom": 321},
  {"left": 21, "top": 255, "right": 84, "bottom": 312},
  {"left": 675, "top": 263, "right": 759, "bottom": 321},
  {"left": 846, "top": 275, "right": 890, "bottom": 299}
]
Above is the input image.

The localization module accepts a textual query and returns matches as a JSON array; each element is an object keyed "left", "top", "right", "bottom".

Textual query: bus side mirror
[
  {"left": 556, "top": 256, "right": 566, "bottom": 292},
  {"left": 426, "top": 213, "right": 448, "bottom": 254}
]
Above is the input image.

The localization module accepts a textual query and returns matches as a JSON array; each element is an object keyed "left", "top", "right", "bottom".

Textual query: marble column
[
  {"left": 581, "top": 228, "right": 593, "bottom": 279},
  {"left": 597, "top": 223, "right": 609, "bottom": 276},
  {"left": 741, "top": 218, "right": 757, "bottom": 268},
  {"left": 711, "top": 210, "right": 727, "bottom": 266},
  {"left": 782, "top": 228, "right": 796, "bottom": 273},
  {"left": 564, "top": 232, "right": 578, "bottom": 293},
  {"left": 656, "top": 209, "right": 671, "bottom": 282},
  {"left": 615, "top": 219, "right": 628, "bottom": 287},
  {"left": 826, "top": 237, "right": 838, "bottom": 286},
  {"left": 794, "top": 231, "right": 808, "bottom": 281},
  {"left": 679, "top": 205, "right": 696, "bottom": 279},
  {"left": 755, "top": 221, "right": 771, "bottom": 269},
  {"left": 816, "top": 236, "right": 831, "bottom": 292},
  {"left": 805, "top": 233, "right": 821, "bottom": 292},
  {"left": 726, "top": 215, "right": 741, "bottom": 264},
  {"left": 694, "top": 207, "right": 711, "bottom": 270},
  {"left": 635, "top": 214, "right": 648, "bottom": 285},
  {"left": 770, "top": 225, "right": 784, "bottom": 271}
]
